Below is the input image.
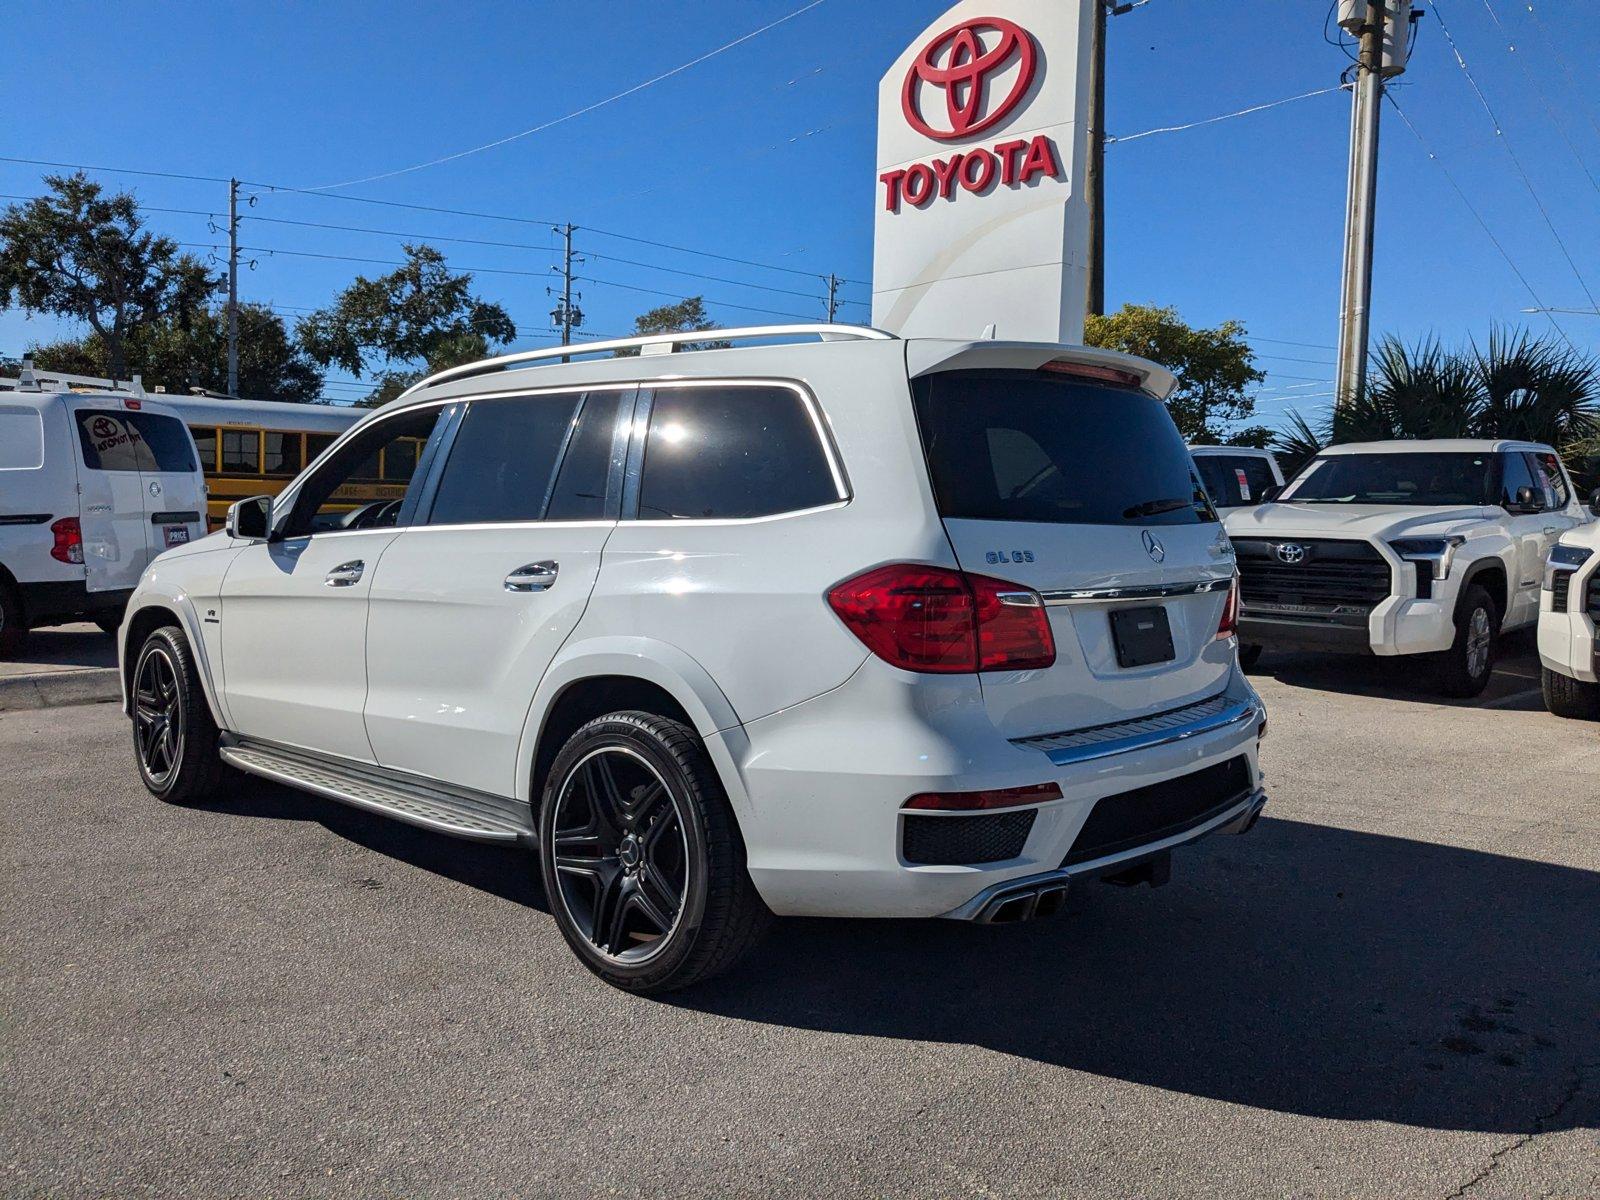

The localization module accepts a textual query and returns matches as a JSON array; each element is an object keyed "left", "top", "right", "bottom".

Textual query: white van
[
  {"left": 1189, "top": 445, "right": 1285, "bottom": 515},
  {"left": 0, "top": 380, "right": 206, "bottom": 654}
]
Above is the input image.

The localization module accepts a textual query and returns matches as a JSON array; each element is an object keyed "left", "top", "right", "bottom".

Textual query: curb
[{"left": 0, "top": 668, "right": 121, "bottom": 713}]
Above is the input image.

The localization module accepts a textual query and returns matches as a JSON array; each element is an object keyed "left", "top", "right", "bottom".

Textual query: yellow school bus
[{"left": 150, "top": 395, "right": 372, "bottom": 528}]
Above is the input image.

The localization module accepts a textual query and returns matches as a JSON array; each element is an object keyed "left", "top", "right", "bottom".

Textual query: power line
[
  {"left": 1475, "top": 0, "right": 1600, "bottom": 196},
  {"left": 1385, "top": 92, "right": 1576, "bottom": 350},
  {"left": 1426, "top": 0, "right": 1600, "bottom": 314},
  {"left": 1520, "top": 1, "right": 1600, "bottom": 143},
  {"left": 300, "top": 0, "right": 829, "bottom": 191},
  {"left": 1106, "top": 85, "right": 1343, "bottom": 145},
  {"left": 577, "top": 275, "right": 820, "bottom": 322}
]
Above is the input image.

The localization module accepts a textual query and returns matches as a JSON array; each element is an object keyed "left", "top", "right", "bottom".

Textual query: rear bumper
[
  {"left": 730, "top": 663, "right": 1266, "bottom": 920},
  {"left": 17, "top": 579, "right": 129, "bottom": 627},
  {"left": 947, "top": 787, "right": 1267, "bottom": 922}
]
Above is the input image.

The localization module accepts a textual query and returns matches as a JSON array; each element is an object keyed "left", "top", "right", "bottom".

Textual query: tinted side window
[
  {"left": 286, "top": 409, "right": 443, "bottom": 536},
  {"left": 546, "top": 391, "right": 628, "bottom": 521},
  {"left": 263, "top": 431, "right": 299, "bottom": 476},
  {"left": 637, "top": 385, "right": 838, "bottom": 520},
  {"left": 76, "top": 410, "right": 196, "bottom": 473},
  {"left": 191, "top": 426, "right": 217, "bottom": 473},
  {"left": 1529, "top": 452, "right": 1569, "bottom": 509},
  {"left": 427, "top": 393, "right": 583, "bottom": 526},
  {"left": 1498, "top": 452, "right": 1538, "bottom": 507}
]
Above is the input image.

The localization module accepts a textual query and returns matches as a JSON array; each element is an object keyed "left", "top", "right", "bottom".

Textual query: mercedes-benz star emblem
[
  {"left": 1275, "top": 542, "right": 1307, "bottom": 564},
  {"left": 1142, "top": 530, "right": 1165, "bottom": 563}
]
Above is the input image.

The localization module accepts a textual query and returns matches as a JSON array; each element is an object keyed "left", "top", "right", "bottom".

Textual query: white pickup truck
[
  {"left": 1538, "top": 521, "right": 1600, "bottom": 718},
  {"left": 1226, "top": 439, "right": 1594, "bottom": 696}
]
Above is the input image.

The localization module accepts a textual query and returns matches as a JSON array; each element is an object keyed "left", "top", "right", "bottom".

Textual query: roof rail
[{"left": 396, "top": 323, "right": 896, "bottom": 402}]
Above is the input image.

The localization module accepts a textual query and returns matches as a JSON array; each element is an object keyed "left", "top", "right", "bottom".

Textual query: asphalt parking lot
[{"left": 2, "top": 636, "right": 1596, "bottom": 1198}]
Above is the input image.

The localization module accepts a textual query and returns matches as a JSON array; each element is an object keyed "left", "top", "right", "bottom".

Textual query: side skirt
[{"left": 218, "top": 734, "right": 535, "bottom": 845}]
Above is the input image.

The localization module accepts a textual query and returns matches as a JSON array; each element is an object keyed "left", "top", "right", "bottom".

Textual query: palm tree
[{"left": 1272, "top": 328, "right": 1599, "bottom": 485}]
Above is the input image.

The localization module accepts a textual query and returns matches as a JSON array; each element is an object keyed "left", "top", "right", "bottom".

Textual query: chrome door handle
[
  {"left": 505, "top": 561, "right": 558, "bottom": 592},
  {"left": 324, "top": 560, "right": 365, "bottom": 587}
]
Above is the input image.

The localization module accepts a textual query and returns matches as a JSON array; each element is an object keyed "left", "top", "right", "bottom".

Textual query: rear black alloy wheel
[
  {"left": 538, "top": 711, "right": 770, "bottom": 993},
  {"left": 550, "top": 746, "right": 690, "bottom": 964},
  {"left": 130, "top": 626, "right": 224, "bottom": 803}
]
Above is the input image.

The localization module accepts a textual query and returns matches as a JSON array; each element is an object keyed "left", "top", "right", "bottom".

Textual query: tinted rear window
[
  {"left": 1194, "top": 454, "right": 1275, "bottom": 507},
  {"left": 911, "top": 370, "right": 1215, "bottom": 526},
  {"left": 637, "top": 385, "right": 838, "bottom": 520},
  {"left": 76, "top": 410, "right": 196, "bottom": 473}
]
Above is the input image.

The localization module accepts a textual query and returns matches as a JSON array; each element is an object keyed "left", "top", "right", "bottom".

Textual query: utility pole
[
  {"left": 1086, "top": 1, "right": 1141, "bottom": 320},
  {"left": 549, "top": 222, "right": 584, "bottom": 351},
  {"left": 823, "top": 274, "right": 841, "bottom": 323},
  {"left": 226, "top": 178, "right": 239, "bottom": 397},
  {"left": 1085, "top": 0, "right": 1108, "bottom": 319},
  {"left": 1334, "top": 1, "right": 1413, "bottom": 413}
]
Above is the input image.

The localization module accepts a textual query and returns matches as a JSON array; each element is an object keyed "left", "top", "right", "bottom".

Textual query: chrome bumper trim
[
  {"left": 945, "top": 788, "right": 1267, "bottom": 922},
  {"left": 1014, "top": 695, "right": 1260, "bottom": 767}
]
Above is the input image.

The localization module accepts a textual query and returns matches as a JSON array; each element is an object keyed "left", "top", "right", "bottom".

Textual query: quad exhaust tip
[{"left": 977, "top": 881, "right": 1069, "bottom": 924}]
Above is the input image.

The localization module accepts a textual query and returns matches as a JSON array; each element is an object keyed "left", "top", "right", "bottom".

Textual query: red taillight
[
  {"left": 827, "top": 563, "right": 1055, "bottom": 673},
  {"left": 1216, "top": 575, "right": 1239, "bottom": 641},
  {"left": 49, "top": 517, "right": 83, "bottom": 564},
  {"left": 904, "top": 782, "right": 1063, "bottom": 811}
]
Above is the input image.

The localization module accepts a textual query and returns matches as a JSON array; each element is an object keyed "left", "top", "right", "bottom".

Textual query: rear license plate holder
[
  {"left": 1109, "top": 605, "right": 1175, "bottom": 668},
  {"left": 162, "top": 525, "right": 190, "bottom": 548}
]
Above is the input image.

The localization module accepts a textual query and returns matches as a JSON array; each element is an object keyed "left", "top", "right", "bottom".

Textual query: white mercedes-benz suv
[
  {"left": 1228, "top": 439, "right": 1592, "bottom": 695},
  {"left": 1539, "top": 520, "right": 1600, "bottom": 719},
  {"left": 118, "top": 325, "right": 1267, "bottom": 992}
]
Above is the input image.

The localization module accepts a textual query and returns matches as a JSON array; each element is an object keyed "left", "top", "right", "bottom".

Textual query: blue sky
[{"left": 2, "top": 0, "right": 1597, "bottom": 428}]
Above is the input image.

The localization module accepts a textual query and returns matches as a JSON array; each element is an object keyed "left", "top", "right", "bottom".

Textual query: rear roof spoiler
[{"left": 904, "top": 340, "right": 1177, "bottom": 400}]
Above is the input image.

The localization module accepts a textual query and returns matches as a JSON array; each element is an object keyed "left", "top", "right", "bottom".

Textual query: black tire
[
  {"left": 1541, "top": 664, "right": 1600, "bottom": 720},
  {"left": 537, "top": 710, "right": 769, "bottom": 993},
  {"left": 130, "top": 625, "right": 224, "bottom": 804},
  {"left": 1237, "top": 642, "right": 1264, "bottom": 670},
  {"left": 1436, "top": 584, "right": 1498, "bottom": 698},
  {"left": 0, "top": 576, "right": 25, "bottom": 659}
]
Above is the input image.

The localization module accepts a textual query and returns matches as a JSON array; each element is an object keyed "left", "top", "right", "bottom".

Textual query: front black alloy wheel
[
  {"left": 538, "top": 711, "right": 769, "bottom": 992},
  {"left": 131, "top": 626, "right": 223, "bottom": 803},
  {"left": 1435, "top": 584, "right": 1498, "bottom": 698}
]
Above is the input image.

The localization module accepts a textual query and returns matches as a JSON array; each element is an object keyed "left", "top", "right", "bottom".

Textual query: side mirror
[
  {"left": 1260, "top": 484, "right": 1283, "bottom": 503},
  {"left": 1511, "top": 485, "right": 1541, "bottom": 514},
  {"left": 225, "top": 495, "right": 273, "bottom": 541}
]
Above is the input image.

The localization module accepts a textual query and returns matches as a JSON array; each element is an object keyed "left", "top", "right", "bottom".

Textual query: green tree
[
  {"left": 0, "top": 173, "right": 215, "bottom": 380},
  {"left": 1083, "top": 303, "right": 1268, "bottom": 444},
  {"left": 297, "top": 244, "right": 514, "bottom": 405},
  {"left": 30, "top": 302, "right": 324, "bottom": 403},
  {"left": 615, "top": 296, "right": 728, "bottom": 356}
]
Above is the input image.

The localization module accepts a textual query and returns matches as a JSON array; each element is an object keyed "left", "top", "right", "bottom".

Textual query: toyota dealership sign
[{"left": 872, "top": 0, "right": 1094, "bottom": 344}]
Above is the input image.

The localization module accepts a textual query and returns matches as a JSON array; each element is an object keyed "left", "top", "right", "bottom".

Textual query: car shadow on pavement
[
  {"left": 203, "top": 772, "right": 547, "bottom": 911},
  {"left": 1247, "top": 631, "right": 1542, "bottom": 707},
  {"left": 667, "top": 816, "right": 1600, "bottom": 1136}
]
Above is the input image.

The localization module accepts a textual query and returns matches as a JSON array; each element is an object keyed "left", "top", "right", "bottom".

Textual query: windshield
[
  {"left": 912, "top": 369, "right": 1216, "bottom": 526},
  {"left": 1280, "top": 452, "right": 1495, "bottom": 506}
]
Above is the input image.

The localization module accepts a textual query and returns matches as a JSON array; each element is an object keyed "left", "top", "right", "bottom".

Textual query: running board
[{"left": 218, "top": 736, "right": 534, "bottom": 844}]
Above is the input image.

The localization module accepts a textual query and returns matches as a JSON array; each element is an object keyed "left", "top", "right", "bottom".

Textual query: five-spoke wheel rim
[
  {"left": 1467, "top": 607, "right": 1492, "bottom": 679},
  {"left": 550, "top": 747, "right": 690, "bottom": 964},
  {"left": 134, "top": 647, "right": 183, "bottom": 787}
]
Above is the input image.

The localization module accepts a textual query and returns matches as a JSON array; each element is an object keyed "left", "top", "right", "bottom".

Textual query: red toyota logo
[{"left": 901, "top": 16, "right": 1038, "bottom": 142}]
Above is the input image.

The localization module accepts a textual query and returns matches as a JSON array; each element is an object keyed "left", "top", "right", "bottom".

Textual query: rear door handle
[
  {"left": 324, "top": 560, "right": 365, "bottom": 587},
  {"left": 505, "top": 561, "right": 559, "bottom": 592}
]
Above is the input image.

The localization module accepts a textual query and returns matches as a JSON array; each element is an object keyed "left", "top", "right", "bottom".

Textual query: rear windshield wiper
[{"left": 1122, "top": 497, "right": 1193, "bottom": 519}]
